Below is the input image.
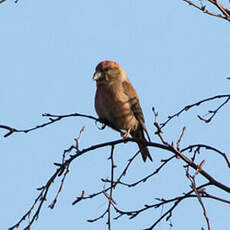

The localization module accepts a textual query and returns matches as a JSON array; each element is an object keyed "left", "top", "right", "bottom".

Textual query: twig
[
  {"left": 177, "top": 127, "right": 186, "bottom": 151},
  {"left": 109, "top": 155, "right": 176, "bottom": 188},
  {"left": 113, "top": 183, "right": 210, "bottom": 227},
  {"left": 0, "top": 113, "right": 97, "bottom": 138},
  {"left": 107, "top": 145, "right": 115, "bottom": 230},
  {"left": 81, "top": 150, "right": 140, "bottom": 204},
  {"left": 87, "top": 209, "right": 108, "bottom": 223},
  {"left": 8, "top": 128, "right": 85, "bottom": 230},
  {"left": 68, "top": 137, "right": 230, "bottom": 196},
  {"left": 0, "top": 112, "right": 125, "bottom": 138},
  {"left": 197, "top": 97, "right": 230, "bottom": 123},
  {"left": 208, "top": 0, "right": 230, "bottom": 18},
  {"left": 8, "top": 111, "right": 230, "bottom": 229},
  {"left": 186, "top": 169, "right": 211, "bottom": 230},
  {"left": 86, "top": 148, "right": 140, "bottom": 224},
  {"left": 152, "top": 110, "right": 230, "bottom": 193},
  {"left": 160, "top": 94, "right": 230, "bottom": 129},
  {"left": 182, "top": 144, "right": 230, "bottom": 168},
  {"left": 9, "top": 167, "right": 61, "bottom": 230},
  {"left": 48, "top": 164, "right": 70, "bottom": 209},
  {"left": 62, "top": 126, "right": 85, "bottom": 163},
  {"left": 113, "top": 187, "right": 230, "bottom": 229},
  {"left": 183, "top": 0, "right": 230, "bottom": 21}
]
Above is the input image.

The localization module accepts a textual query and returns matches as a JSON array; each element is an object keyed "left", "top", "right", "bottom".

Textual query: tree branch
[
  {"left": 160, "top": 94, "right": 230, "bottom": 129},
  {"left": 183, "top": 0, "right": 230, "bottom": 21}
]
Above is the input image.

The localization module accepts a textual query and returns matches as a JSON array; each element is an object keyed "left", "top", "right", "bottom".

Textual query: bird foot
[{"left": 122, "top": 128, "right": 131, "bottom": 139}]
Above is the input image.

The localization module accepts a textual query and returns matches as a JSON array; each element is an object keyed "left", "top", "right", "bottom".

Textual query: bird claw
[
  {"left": 95, "top": 120, "right": 106, "bottom": 130},
  {"left": 122, "top": 128, "right": 131, "bottom": 139}
]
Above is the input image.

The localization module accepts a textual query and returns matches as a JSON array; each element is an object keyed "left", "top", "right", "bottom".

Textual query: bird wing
[{"left": 122, "top": 80, "right": 151, "bottom": 141}]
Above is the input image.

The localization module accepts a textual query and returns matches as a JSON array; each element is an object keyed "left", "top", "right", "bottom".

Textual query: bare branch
[
  {"left": 5, "top": 105, "right": 230, "bottom": 230},
  {"left": 77, "top": 150, "right": 140, "bottom": 206},
  {"left": 9, "top": 167, "right": 61, "bottom": 230},
  {"left": 177, "top": 127, "right": 186, "bottom": 151},
  {"left": 186, "top": 170, "right": 211, "bottom": 230},
  {"left": 0, "top": 113, "right": 96, "bottom": 137},
  {"left": 160, "top": 94, "right": 230, "bottom": 129},
  {"left": 107, "top": 145, "right": 115, "bottom": 230},
  {"left": 153, "top": 109, "right": 230, "bottom": 193},
  {"left": 197, "top": 97, "right": 230, "bottom": 123},
  {"left": 182, "top": 144, "right": 230, "bottom": 168},
  {"left": 208, "top": 0, "right": 230, "bottom": 18},
  {"left": 111, "top": 155, "right": 176, "bottom": 188},
  {"left": 0, "top": 112, "right": 126, "bottom": 138},
  {"left": 113, "top": 180, "right": 230, "bottom": 228},
  {"left": 183, "top": 0, "right": 230, "bottom": 21},
  {"left": 113, "top": 183, "right": 211, "bottom": 228},
  {"left": 48, "top": 164, "right": 70, "bottom": 209}
]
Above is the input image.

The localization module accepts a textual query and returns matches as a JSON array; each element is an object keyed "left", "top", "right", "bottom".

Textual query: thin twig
[
  {"left": 152, "top": 110, "right": 230, "bottom": 193},
  {"left": 86, "top": 149, "right": 140, "bottom": 223},
  {"left": 182, "top": 144, "right": 230, "bottom": 168},
  {"left": 107, "top": 145, "right": 115, "bottom": 230},
  {"left": 160, "top": 94, "right": 230, "bottom": 129},
  {"left": 113, "top": 183, "right": 210, "bottom": 227},
  {"left": 106, "top": 155, "right": 176, "bottom": 188},
  {"left": 0, "top": 113, "right": 97, "bottom": 138},
  {"left": 0, "top": 112, "right": 125, "bottom": 138},
  {"left": 183, "top": 0, "right": 230, "bottom": 21},
  {"left": 197, "top": 97, "right": 230, "bottom": 123},
  {"left": 48, "top": 164, "right": 70, "bottom": 209},
  {"left": 186, "top": 170, "right": 211, "bottom": 230},
  {"left": 9, "top": 167, "right": 61, "bottom": 230},
  {"left": 208, "top": 0, "right": 230, "bottom": 18},
  {"left": 177, "top": 127, "right": 186, "bottom": 151},
  {"left": 73, "top": 149, "right": 140, "bottom": 206}
]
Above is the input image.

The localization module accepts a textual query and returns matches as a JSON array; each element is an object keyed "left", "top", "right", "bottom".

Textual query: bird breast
[{"left": 95, "top": 83, "right": 138, "bottom": 131}]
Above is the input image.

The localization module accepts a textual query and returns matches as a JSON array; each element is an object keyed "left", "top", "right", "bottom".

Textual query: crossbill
[{"left": 93, "top": 60, "right": 152, "bottom": 162}]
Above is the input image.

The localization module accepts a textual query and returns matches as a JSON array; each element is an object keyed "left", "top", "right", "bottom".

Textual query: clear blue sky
[{"left": 1, "top": 0, "right": 230, "bottom": 230}]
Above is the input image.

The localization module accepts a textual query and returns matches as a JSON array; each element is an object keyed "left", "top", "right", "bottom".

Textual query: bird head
[{"left": 93, "top": 60, "right": 127, "bottom": 84}]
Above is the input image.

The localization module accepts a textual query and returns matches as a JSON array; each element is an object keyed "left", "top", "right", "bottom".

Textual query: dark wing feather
[{"left": 122, "top": 81, "right": 151, "bottom": 141}]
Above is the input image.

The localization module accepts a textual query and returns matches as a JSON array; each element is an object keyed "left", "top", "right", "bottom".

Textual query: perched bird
[{"left": 93, "top": 60, "right": 152, "bottom": 162}]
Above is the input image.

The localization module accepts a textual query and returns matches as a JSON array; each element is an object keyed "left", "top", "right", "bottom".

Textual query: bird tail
[
  {"left": 138, "top": 142, "right": 152, "bottom": 162},
  {"left": 131, "top": 128, "right": 152, "bottom": 162}
]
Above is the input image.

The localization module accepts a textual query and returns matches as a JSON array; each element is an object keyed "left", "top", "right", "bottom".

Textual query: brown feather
[
  {"left": 94, "top": 60, "right": 152, "bottom": 162},
  {"left": 122, "top": 81, "right": 151, "bottom": 142},
  {"left": 131, "top": 127, "right": 152, "bottom": 162}
]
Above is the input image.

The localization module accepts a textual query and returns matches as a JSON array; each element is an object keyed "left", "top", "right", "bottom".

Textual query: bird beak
[{"left": 93, "top": 71, "right": 102, "bottom": 81}]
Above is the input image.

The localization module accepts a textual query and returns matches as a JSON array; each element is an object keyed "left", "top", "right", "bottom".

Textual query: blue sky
[{"left": 1, "top": 0, "right": 230, "bottom": 230}]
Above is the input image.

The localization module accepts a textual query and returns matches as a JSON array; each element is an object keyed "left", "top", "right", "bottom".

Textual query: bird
[{"left": 93, "top": 60, "right": 152, "bottom": 162}]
